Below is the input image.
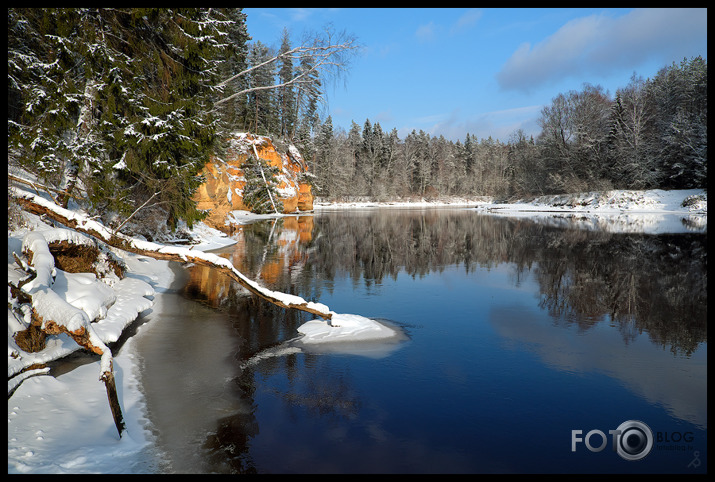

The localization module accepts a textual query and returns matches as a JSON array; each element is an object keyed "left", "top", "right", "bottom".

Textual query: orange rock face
[{"left": 193, "top": 133, "right": 314, "bottom": 232}]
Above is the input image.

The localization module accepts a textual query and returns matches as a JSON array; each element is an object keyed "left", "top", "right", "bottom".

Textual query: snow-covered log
[
  {"left": 10, "top": 186, "right": 333, "bottom": 320},
  {"left": 18, "top": 231, "right": 126, "bottom": 438}
]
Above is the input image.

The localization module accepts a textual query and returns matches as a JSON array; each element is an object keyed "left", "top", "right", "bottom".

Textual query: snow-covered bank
[
  {"left": 479, "top": 189, "right": 706, "bottom": 234},
  {"left": 316, "top": 189, "right": 706, "bottom": 214},
  {"left": 8, "top": 335, "right": 160, "bottom": 473},
  {"left": 8, "top": 213, "right": 175, "bottom": 473},
  {"left": 481, "top": 189, "right": 706, "bottom": 214},
  {"left": 314, "top": 195, "right": 490, "bottom": 210},
  {"left": 8, "top": 195, "right": 245, "bottom": 472},
  {"left": 316, "top": 189, "right": 706, "bottom": 234}
]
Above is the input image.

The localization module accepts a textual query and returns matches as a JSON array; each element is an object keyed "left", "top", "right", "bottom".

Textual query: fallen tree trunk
[
  {"left": 10, "top": 186, "right": 333, "bottom": 320},
  {"left": 18, "top": 231, "right": 125, "bottom": 437}
]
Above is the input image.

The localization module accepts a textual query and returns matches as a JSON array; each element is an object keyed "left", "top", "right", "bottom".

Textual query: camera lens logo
[{"left": 614, "top": 420, "right": 653, "bottom": 461}]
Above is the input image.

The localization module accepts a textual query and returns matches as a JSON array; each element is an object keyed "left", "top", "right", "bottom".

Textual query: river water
[{"left": 133, "top": 208, "right": 707, "bottom": 473}]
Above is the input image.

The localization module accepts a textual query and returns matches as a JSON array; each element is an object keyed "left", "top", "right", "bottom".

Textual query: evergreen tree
[
  {"left": 246, "top": 40, "right": 278, "bottom": 136},
  {"left": 8, "top": 8, "right": 237, "bottom": 230},
  {"left": 277, "top": 28, "right": 297, "bottom": 140},
  {"left": 214, "top": 8, "right": 251, "bottom": 135},
  {"left": 345, "top": 121, "right": 365, "bottom": 195},
  {"left": 382, "top": 127, "right": 400, "bottom": 179},
  {"left": 240, "top": 155, "right": 283, "bottom": 214},
  {"left": 103, "top": 8, "right": 230, "bottom": 229},
  {"left": 8, "top": 9, "right": 95, "bottom": 197},
  {"left": 647, "top": 56, "right": 707, "bottom": 188},
  {"left": 293, "top": 51, "right": 322, "bottom": 140},
  {"left": 359, "top": 119, "right": 383, "bottom": 195},
  {"left": 313, "top": 115, "right": 334, "bottom": 197}
]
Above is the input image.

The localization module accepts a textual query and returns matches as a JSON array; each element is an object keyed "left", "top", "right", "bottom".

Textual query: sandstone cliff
[{"left": 193, "top": 133, "right": 314, "bottom": 231}]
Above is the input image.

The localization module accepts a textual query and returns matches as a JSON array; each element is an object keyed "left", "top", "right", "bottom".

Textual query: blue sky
[{"left": 243, "top": 8, "right": 707, "bottom": 142}]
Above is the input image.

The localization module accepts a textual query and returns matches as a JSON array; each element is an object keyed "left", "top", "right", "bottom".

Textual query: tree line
[{"left": 301, "top": 56, "right": 706, "bottom": 201}]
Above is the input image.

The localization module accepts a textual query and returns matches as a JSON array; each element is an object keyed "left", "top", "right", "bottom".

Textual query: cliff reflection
[
  {"left": 183, "top": 216, "right": 314, "bottom": 312},
  {"left": 183, "top": 210, "right": 706, "bottom": 357}
]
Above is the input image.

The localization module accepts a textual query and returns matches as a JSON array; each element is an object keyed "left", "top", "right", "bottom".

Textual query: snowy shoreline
[
  {"left": 7, "top": 188, "right": 706, "bottom": 473},
  {"left": 314, "top": 189, "right": 706, "bottom": 235},
  {"left": 314, "top": 188, "right": 707, "bottom": 214}
]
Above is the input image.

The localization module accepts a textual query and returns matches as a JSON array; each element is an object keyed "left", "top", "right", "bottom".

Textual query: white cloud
[
  {"left": 288, "top": 8, "right": 313, "bottom": 22},
  {"left": 404, "top": 105, "right": 544, "bottom": 142},
  {"left": 450, "top": 9, "right": 483, "bottom": 35},
  {"left": 415, "top": 21, "right": 437, "bottom": 43},
  {"left": 497, "top": 8, "right": 707, "bottom": 92}
]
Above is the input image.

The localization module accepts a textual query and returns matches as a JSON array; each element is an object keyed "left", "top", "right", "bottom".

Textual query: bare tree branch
[{"left": 214, "top": 27, "right": 359, "bottom": 108}]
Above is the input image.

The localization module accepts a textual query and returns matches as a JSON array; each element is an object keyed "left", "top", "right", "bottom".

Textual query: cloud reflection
[{"left": 489, "top": 304, "right": 707, "bottom": 429}]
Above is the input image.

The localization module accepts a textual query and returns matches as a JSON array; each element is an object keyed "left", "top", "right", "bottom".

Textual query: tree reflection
[
  {"left": 183, "top": 209, "right": 706, "bottom": 472},
  {"left": 185, "top": 210, "right": 706, "bottom": 357},
  {"left": 308, "top": 211, "right": 707, "bottom": 356}
]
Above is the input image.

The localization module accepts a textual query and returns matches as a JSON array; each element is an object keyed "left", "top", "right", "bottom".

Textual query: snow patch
[{"left": 297, "top": 313, "right": 398, "bottom": 343}]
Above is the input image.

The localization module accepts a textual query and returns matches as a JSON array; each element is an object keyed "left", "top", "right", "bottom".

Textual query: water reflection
[
  {"left": 489, "top": 303, "right": 707, "bottom": 429},
  {"left": 189, "top": 211, "right": 706, "bottom": 356},
  {"left": 174, "top": 209, "right": 706, "bottom": 473}
]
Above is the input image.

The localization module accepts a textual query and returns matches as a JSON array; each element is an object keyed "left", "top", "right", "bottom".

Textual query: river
[{"left": 133, "top": 208, "right": 707, "bottom": 473}]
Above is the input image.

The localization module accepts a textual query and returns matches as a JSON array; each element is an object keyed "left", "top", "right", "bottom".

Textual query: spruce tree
[
  {"left": 214, "top": 8, "right": 251, "bottom": 136},
  {"left": 246, "top": 41, "right": 278, "bottom": 136},
  {"left": 240, "top": 155, "right": 283, "bottom": 214},
  {"left": 312, "top": 115, "right": 334, "bottom": 197},
  {"left": 9, "top": 8, "right": 238, "bottom": 230},
  {"left": 294, "top": 51, "right": 322, "bottom": 140},
  {"left": 647, "top": 56, "right": 707, "bottom": 188},
  {"left": 277, "top": 28, "right": 297, "bottom": 140},
  {"left": 8, "top": 9, "right": 93, "bottom": 193}
]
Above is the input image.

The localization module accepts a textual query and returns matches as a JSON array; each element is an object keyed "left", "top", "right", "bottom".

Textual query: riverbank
[
  {"left": 481, "top": 189, "right": 707, "bottom": 234},
  {"left": 8, "top": 211, "right": 180, "bottom": 473},
  {"left": 314, "top": 189, "right": 706, "bottom": 214},
  {"left": 7, "top": 188, "right": 706, "bottom": 473},
  {"left": 7, "top": 196, "right": 242, "bottom": 472}
]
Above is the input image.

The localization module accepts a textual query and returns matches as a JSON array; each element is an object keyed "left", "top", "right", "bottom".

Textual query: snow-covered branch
[
  {"left": 10, "top": 186, "right": 333, "bottom": 320},
  {"left": 17, "top": 231, "right": 126, "bottom": 437}
]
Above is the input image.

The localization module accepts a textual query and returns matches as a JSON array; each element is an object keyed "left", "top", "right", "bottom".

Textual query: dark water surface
[{"left": 135, "top": 209, "right": 707, "bottom": 473}]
